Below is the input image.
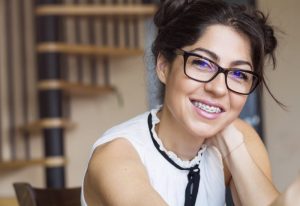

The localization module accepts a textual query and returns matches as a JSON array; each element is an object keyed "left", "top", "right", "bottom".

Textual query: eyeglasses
[{"left": 175, "top": 49, "right": 260, "bottom": 95}]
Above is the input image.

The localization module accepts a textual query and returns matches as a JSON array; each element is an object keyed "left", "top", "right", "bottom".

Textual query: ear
[{"left": 156, "top": 53, "right": 170, "bottom": 84}]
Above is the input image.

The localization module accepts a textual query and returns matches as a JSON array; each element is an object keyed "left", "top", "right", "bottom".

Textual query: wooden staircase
[{"left": 0, "top": 0, "right": 156, "bottom": 175}]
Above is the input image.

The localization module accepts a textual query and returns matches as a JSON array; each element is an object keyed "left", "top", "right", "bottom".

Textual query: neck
[{"left": 156, "top": 107, "right": 205, "bottom": 161}]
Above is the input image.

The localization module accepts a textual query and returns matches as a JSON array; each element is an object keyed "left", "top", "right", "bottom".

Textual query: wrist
[
  {"left": 223, "top": 140, "right": 245, "bottom": 160},
  {"left": 215, "top": 125, "right": 245, "bottom": 158}
]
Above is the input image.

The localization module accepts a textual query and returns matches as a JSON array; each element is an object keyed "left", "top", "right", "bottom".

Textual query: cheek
[
  {"left": 230, "top": 94, "right": 248, "bottom": 114},
  {"left": 165, "top": 66, "right": 188, "bottom": 94}
]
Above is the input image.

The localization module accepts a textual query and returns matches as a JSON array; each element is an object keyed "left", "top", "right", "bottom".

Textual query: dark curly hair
[{"left": 151, "top": 0, "right": 283, "bottom": 107}]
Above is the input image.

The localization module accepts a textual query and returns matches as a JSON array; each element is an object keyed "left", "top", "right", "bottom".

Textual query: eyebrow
[
  {"left": 190, "top": 47, "right": 253, "bottom": 69},
  {"left": 191, "top": 48, "right": 219, "bottom": 61},
  {"left": 232, "top": 60, "right": 253, "bottom": 69}
]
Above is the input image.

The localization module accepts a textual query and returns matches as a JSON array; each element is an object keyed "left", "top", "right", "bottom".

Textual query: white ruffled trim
[{"left": 150, "top": 106, "right": 207, "bottom": 168}]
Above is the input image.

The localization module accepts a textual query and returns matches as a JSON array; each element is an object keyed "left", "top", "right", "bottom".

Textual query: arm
[
  {"left": 270, "top": 175, "right": 300, "bottom": 206},
  {"left": 83, "top": 138, "right": 168, "bottom": 206},
  {"left": 211, "top": 119, "right": 279, "bottom": 206}
]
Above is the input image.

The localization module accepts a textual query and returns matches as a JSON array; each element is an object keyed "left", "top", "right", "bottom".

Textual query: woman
[{"left": 82, "top": 0, "right": 281, "bottom": 205}]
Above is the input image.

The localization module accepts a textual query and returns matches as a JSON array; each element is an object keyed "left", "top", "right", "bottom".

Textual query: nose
[{"left": 204, "top": 73, "right": 228, "bottom": 96}]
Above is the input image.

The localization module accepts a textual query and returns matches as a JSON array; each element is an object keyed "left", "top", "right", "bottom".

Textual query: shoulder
[
  {"left": 93, "top": 111, "right": 150, "bottom": 149},
  {"left": 103, "top": 111, "right": 150, "bottom": 136},
  {"left": 224, "top": 118, "right": 272, "bottom": 185},
  {"left": 88, "top": 138, "right": 145, "bottom": 179},
  {"left": 84, "top": 138, "right": 168, "bottom": 206},
  {"left": 84, "top": 138, "right": 149, "bottom": 205}
]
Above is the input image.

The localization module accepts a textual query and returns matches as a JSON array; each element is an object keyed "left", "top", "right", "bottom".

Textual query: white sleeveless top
[{"left": 81, "top": 107, "right": 226, "bottom": 206}]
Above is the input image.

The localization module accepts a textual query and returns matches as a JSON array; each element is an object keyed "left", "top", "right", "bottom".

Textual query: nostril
[{"left": 204, "top": 74, "right": 228, "bottom": 95}]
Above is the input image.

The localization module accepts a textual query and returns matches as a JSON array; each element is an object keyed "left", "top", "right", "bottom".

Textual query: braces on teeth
[{"left": 193, "top": 101, "right": 221, "bottom": 113}]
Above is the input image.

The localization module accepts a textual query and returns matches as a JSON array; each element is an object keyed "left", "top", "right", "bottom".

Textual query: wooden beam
[
  {"left": 0, "top": 157, "right": 67, "bottom": 170},
  {"left": 0, "top": 159, "right": 46, "bottom": 170},
  {"left": 36, "top": 5, "right": 157, "bottom": 17},
  {"left": 0, "top": 198, "right": 18, "bottom": 206},
  {"left": 44, "top": 156, "right": 67, "bottom": 168},
  {"left": 19, "top": 118, "right": 76, "bottom": 134},
  {"left": 37, "top": 43, "right": 143, "bottom": 56},
  {"left": 37, "top": 80, "right": 116, "bottom": 96}
]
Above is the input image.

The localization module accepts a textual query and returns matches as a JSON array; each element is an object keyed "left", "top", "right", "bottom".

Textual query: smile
[{"left": 192, "top": 101, "right": 222, "bottom": 114}]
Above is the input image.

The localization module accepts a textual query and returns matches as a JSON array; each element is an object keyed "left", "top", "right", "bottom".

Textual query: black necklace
[{"left": 147, "top": 113, "right": 202, "bottom": 206}]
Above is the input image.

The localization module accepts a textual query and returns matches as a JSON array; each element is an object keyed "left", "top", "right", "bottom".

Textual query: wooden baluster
[
  {"left": 0, "top": 23, "right": 2, "bottom": 162},
  {"left": 0, "top": 0, "right": 3, "bottom": 162},
  {"left": 59, "top": 1, "right": 68, "bottom": 83},
  {"left": 0, "top": 74, "right": 2, "bottom": 162},
  {"left": 123, "top": 0, "right": 130, "bottom": 48},
  {"left": 0, "top": 93, "right": 2, "bottom": 161},
  {"left": 132, "top": 0, "right": 139, "bottom": 49},
  {"left": 87, "top": 0, "right": 98, "bottom": 86},
  {"left": 112, "top": 0, "right": 120, "bottom": 48},
  {"left": 80, "top": 0, "right": 90, "bottom": 85},
  {"left": 64, "top": 0, "right": 76, "bottom": 119},
  {"left": 74, "top": 0, "right": 84, "bottom": 83},
  {"left": 4, "top": 0, "right": 17, "bottom": 161},
  {"left": 25, "top": 0, "right": 40, "bottom": 159},
  {"left": 19, "top": 0, "right": 31, "bottom": 160},
  {"left": 92, "top": 0, "right": 102, "bottom": 87},
  {"left": 100, "top": 0, "right": 110, "bottom": 86}
]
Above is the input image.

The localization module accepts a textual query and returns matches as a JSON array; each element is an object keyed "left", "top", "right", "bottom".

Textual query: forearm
[
  {"left": 225, "top": 143, "right": 279, "bottom": 206},
  {"left": 270, "top": 175, "right": 300, "bottom": 206}
]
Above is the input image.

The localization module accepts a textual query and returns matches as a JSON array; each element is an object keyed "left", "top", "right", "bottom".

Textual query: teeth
[{"left": 193, "top": 101, "right": 221, "bottom": 113}]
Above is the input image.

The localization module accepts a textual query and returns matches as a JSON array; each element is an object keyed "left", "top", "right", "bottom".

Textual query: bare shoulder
[
  {"left": 90, "top": 138, "right": 141, "bottom": 165},
  {"left": 84, "top": 138, "right": 145, "bottom": 205},
  {"left": 83, "top": 138, "right": 167, "bottom": 206}
]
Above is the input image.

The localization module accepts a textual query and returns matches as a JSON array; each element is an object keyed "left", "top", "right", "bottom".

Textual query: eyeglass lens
[{"left": 184, "top": 53, "right": 258, "bottom": 94}]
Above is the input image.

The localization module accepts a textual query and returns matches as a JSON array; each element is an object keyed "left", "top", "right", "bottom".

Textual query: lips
[{"left": 191, "top": 100, "right": 224, "bottom": 114}]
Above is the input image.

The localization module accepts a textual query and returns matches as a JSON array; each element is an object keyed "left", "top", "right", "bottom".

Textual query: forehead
[{"left": 184, "top": 24, "right": 252, "bottom": 65}]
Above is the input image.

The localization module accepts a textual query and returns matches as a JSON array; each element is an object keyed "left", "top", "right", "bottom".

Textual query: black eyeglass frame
[{"left": 175, "top": 49, "right": 261, "bottom": 95}]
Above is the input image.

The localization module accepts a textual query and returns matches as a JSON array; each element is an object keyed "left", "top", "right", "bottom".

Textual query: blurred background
[{"left": 0, "top": 0, "right": 299, "bottom": 205}]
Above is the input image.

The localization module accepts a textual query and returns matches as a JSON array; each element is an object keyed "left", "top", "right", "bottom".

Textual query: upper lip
[{"left": 190, "top": 98, "right": 226, "bottom": 112}]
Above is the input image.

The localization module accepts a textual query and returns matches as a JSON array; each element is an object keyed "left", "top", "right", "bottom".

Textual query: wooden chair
[{"left": 13, "top": 183, "right": 81, "bottom": 206}]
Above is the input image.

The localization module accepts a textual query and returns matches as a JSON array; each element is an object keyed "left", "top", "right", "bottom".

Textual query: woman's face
[{"left": 157, "top": 24, "right": 252, "bottom": 138}]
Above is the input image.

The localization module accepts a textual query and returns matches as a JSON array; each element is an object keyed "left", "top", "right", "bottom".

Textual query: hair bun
[
  {"left": 154, "top": 0, "right": 187, "bottom": 30},
  {"left": 263, "top": 24, "right": 277, "bottom": 55},
  {"left": 255, "top": 11, "right": 277, "bottom": 55}
]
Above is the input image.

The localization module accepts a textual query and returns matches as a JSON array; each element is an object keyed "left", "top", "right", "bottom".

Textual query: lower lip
[{"left": 192, "top": 104, "right": 223, "bottom": 120}]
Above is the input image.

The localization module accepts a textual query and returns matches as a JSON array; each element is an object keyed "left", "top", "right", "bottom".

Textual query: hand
[{"left": 205, "top": 122, "right": 245, "bottom": 159}]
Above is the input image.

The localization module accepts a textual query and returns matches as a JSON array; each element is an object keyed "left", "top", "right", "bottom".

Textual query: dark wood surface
[{"left": 14, "top": 183, "right": 81, "bottom": 206}]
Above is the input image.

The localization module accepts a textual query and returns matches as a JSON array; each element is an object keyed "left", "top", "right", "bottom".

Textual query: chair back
[{"left": 13, "top": 183, "right": 81, "bottom": 206}]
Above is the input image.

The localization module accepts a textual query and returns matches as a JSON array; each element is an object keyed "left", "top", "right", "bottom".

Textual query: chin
[{"left": 189, "top": 123, "right": 222, "bottom": 139}]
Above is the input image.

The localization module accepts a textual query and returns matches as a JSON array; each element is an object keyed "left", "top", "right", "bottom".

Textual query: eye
[
  {"left": 191, "top": 58, "right": 213, "bottom": 71},
  {"left": 229, "top": 70, "right": 250, "bottom": 81}
]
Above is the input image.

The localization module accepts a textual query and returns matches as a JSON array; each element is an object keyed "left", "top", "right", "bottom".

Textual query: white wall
[
  {"left": 66, "top": 56, "right": 148, "bottom": 188},
  {"left": 258, "top": 0, "right": 300, "bottom": 191}
]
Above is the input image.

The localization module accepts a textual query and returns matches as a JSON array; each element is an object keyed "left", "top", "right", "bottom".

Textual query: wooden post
[{"left": 36, "top": 0, "right": 65, "bottom": 188}]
